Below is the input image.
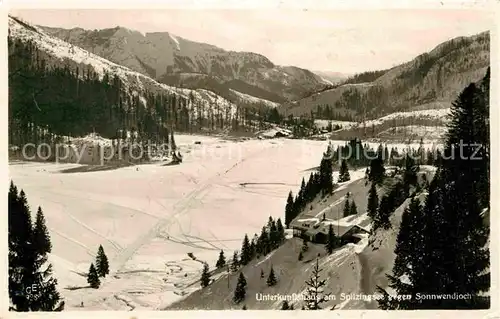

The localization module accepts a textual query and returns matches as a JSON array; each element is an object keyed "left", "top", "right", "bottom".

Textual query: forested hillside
[
  {"left": 8, "top": 16, "right": 281, "bottom": 147},
  {"left": 282, "top": 31, "right": 489, "bottom": 120}
]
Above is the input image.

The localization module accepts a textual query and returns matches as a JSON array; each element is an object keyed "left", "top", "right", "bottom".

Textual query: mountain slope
[
  {"left": 313, "top": 70, "right": 349, "bottom": 85},
  {"left": 9, "top": 16, "right": 238, "bottom": 113},
  {"left": 282, "top": 31, "right": 489, "bottom": 119},
  {"left": 40, "top": 25, "right": 330, "bottom": 103},
  {"left": 9, "top": 15, "right": 272, "bottom": 142}
]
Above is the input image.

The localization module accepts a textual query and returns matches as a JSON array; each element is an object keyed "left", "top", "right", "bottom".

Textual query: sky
[{"left": 9, "top": 9, "right": 492, "bottom": 74}]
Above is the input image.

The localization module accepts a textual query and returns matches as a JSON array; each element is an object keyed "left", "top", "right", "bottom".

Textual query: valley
[{"left": 7, "top": 10, "right": 491, "bottom": 312}]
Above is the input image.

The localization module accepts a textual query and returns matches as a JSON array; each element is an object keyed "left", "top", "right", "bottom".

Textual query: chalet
[
  {"left": 291, "top": 218, "right": 370, "bottom": 245},
  {"left": 290, "top": 218, "right": 320, "bottom": 237}
]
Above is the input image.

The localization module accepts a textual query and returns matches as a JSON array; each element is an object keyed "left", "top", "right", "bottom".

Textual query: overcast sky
[{"left": 10, "top": 9, "right": 492, "bottom": 74}]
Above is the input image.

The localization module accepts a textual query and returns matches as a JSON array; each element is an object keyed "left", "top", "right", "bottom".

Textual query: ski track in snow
[
  {"left": 40, "top": 195, "right": 123, "bottom": 252},
  {"left": 10, "top": 137, "right": 334, "bottom": 309},
  {"left": 90, "top": 142, "right": 279, "bottom": 305}
]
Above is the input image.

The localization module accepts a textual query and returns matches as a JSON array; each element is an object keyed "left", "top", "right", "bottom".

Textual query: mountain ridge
[
  {"left": 283, "top": 31, "right": 489, "bottom": 120},
  {"left": 39, "top": 24, "right": 330, "bottom": 103}
]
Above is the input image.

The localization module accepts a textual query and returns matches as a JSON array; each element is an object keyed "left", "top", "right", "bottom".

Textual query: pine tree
[
  {"left": 325, "top": 224, "right": 338, "bottom": 254},
  {"left": 378, "top": 197, "right": 426, "bottom": 309},
  {"left": 319, "top": 145, "right": 334, "bottom": 196},
  {"left": 367, "top": 182, "right": 379, "bottom": 222},
  {"left": 231, "top": 251, "right": 240, "bottom": 272},
  {"left": 343, "top": 199, "right": 350, "bottom": 218},
  {"left": 374, "top": 196, "right": 392, "bottom": 230},
  {"left": 32, "top": 207, "right": 51, "bottom": 255},
  {"left": 402, "top": 154, "right": 419, "bottom": 197},
  {"left": 240, "top": 234, "right": 252, "bottom": 265},
  {"left": 349, "top": 201, "right": 358, "bottom": 216},
  {"left": 258, "top": 226, "right": 271, "bottom": 255},
  {"left": 338, "top": 159, "right": 350, "bottom": 182},
  {"left": 368, "top": 152, "right": 385, "bottom": 185},
  {"left": 95, "top": 245, "right": 109, "bottom": 278},
  {"left": 87, "top": 263, "right": 100, "bottom": 289},
  {"left": 233, "top": 272, "right": 247, "bottom": 304},
  {"left": 276, "top": 218, "right": 286, "bottom": 244},
  {"left": 267, "top": 266, "right": 277, "bottom": 286},
  {"left": 215, "top": 250, "right": 226, "bottom": 269},
  {"left": 9, "top": 185, "right": 64, "bottom": 311},
  {"left": 9, "top": 187, "right": 34, "bottom": 311},
  {"left": 304, "top": 259, "right": 328, "bottom": 310},
  {"left": 200, "top": 263, "right": 211, "bottom": 288},
  {"left": 285, "top": 191, "right": 295, "bottom": 227},
  {"left": 269, "top": 219, "right": 280, "bottom": 249},
  {"left": 381, "top": 72, "right": 491, "bottom": 309}
]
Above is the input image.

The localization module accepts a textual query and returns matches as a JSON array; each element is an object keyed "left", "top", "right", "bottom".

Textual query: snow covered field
[
  {"left": 9, "top": 135, "right": 330, "bottom": 310},
  {"left": 9, "top": 135, "right": 439, "bottom": 310}
]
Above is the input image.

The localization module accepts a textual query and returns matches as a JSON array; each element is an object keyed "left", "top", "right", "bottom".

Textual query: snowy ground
[
  {"left": 9, "top": 135, "right": 330, "bottom": 310},
  {"left": 9, "top": 135, "right": 431, "bottom": 310}
]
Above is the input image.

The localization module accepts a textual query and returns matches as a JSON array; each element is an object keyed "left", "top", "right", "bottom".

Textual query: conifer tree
[
  {"left": 269, "top": 219, "right": 280, "bottom": 249},
  {"left": 95, "top": 245, "right": 109, "bottom": 278},
  {"left": 257, "top": 226, "right": 270, "bottom": 255},
  {"left": 9, "top": 187, "right": 34, "bottom": 311},
  {"left": 374, "top": 196, "right": 392, "bottom": 230},
  {"left": 319, "top": 145, "right": 334, "bottom": 196},
  {"left": 367, "top": 182, "right": 379, "bottom": 222},
  {"left": 233, "top": 272, "right": 247, "bottom": 304},
  {"left": 349, "top": 201, "right": 358, "bottom": 216},
  {"left": 276, "top": 218, "right": 286, "bottom": 244},
  {"left": 281, "top": 300, "right": 290, "bottom": 310},
  {"left": 381, "top": 72, "right": 491, "bottom": 309},
  {"left": 231, "top": 251, "right": 240, "bottom": 272},
  {"left": 304, "top": 259, "right": 328, "bottom": 310},
  {"left": 325, "top": 224, "right": 338, "bottom": 254},
  {"left": 87, "top": 263, "right": 100, "bottom": 289},
  {"left": 215, "top": 250, "right": 226, "bottom": 269},
  {"left": 9, "top": 184, "right": 64, "bottom": 311},
  {"left": 343, "top": 199, "right": 350, "bottom": 218},
  {"left": 267, "top": 266, "right": 277, "bottom": 286},
  {"left": 368, "top": 152, "right": 386, "bottom": 185},
  {"left": 249, "top": 238, "right": 256, "bottom": 260},
  {"left": 402, "top": 154, "right": 419, "bottom": 197},
  {"left": 285, "top": 191, "right": 295, "bottom": 227},
  {"left": 200, "top": 262, "right": 211, "bottom": 288},
  {"left": 338, "top": 159, "right": 350, "bottom": 182},
  {"left": 33, "top": 207, "right": 51, "bottom": 255},
  {"left": 240, "top": 234, "right": 252, "bottom": 265}
]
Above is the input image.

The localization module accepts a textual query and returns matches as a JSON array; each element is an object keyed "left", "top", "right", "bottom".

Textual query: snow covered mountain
[
  {"left": 40, "top": 25, "right": 330, "bottom": 103},
  {"left": 8, "top": 16, "right": 240, "bottom": 124},
  {"left": 283, "top": 31, "right": 489, "bottom": 119},
  {"left": 312, "top": 70, "right": 349, "bottom": 85}
]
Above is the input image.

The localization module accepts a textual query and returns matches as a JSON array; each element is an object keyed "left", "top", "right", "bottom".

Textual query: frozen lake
[{"left": 9, "top": 135, "right": 330, "bottom": 310}]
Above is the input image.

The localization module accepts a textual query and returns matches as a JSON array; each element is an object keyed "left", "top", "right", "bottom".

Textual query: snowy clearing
[{"left": 9, "top": 135, "right": 330, "bottom": 310}]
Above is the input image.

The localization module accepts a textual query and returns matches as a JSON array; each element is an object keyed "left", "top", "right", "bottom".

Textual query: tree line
[
  {"left": 285, "top": 144, "right": 334, "bottom": 227},
  {"left": 8, "top": 37, "right": 284, "bottom": 148},
  {"left": 377, "top": 69, "right": 490, "bottom": 309}
]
